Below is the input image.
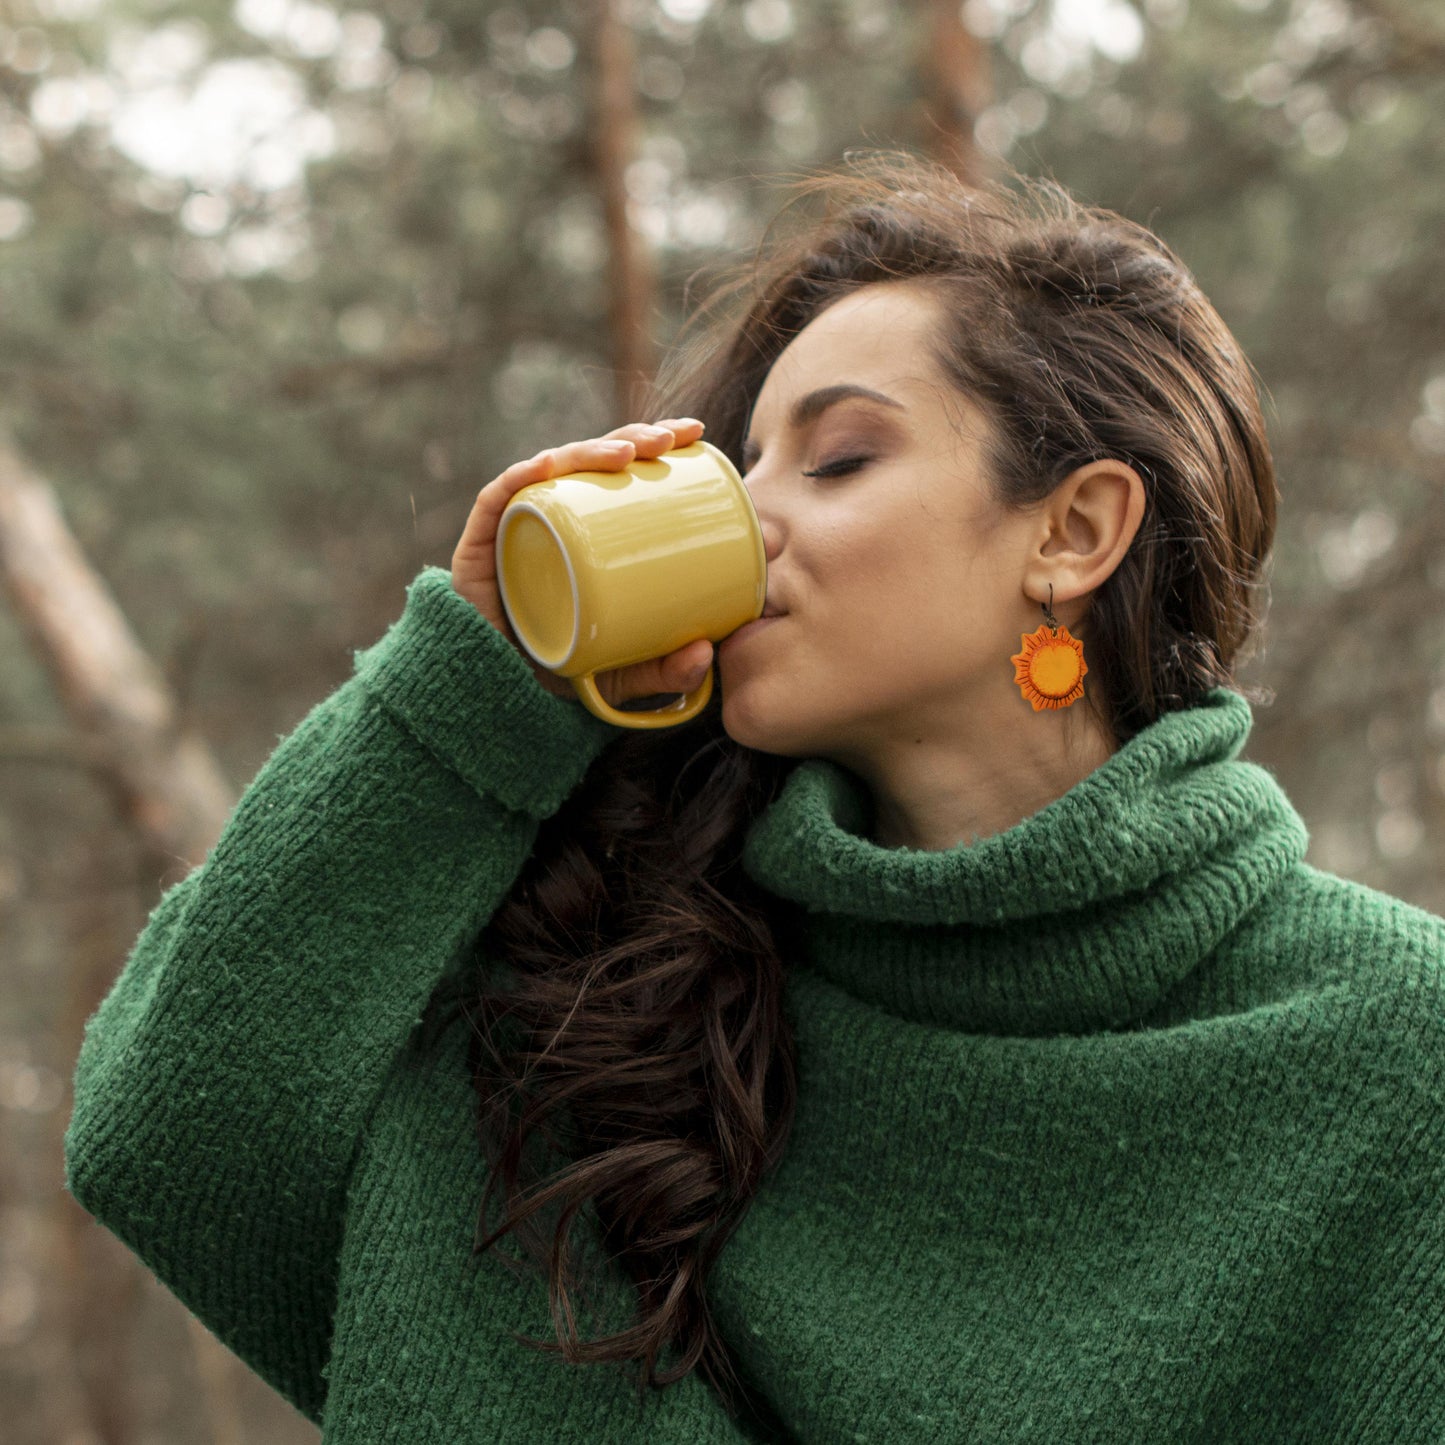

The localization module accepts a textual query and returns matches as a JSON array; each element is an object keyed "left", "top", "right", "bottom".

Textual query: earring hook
[{"left": 1042, "top": 583, "right": 1059, "bottom": 632}]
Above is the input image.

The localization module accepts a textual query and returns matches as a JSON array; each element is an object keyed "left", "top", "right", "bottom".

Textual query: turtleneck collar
[{"left": 740, "top": 687, "right": 1310, "bottom": 1036}]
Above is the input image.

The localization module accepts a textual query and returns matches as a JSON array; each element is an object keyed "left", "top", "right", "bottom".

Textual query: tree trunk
[
  {"left": 592, "top": 0, "right": 657, "bottom": 420},
  {"left": 919, "top": 0, "right": 994, "bottom": 186}
]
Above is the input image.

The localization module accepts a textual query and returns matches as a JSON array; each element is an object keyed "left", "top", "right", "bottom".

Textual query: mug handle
[{"left": 570, "top": 665, "right": 714, "bottom": 729}]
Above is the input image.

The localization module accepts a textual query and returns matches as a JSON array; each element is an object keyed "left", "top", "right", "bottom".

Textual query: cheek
[
  {"left": 824, "top": 524, "right": 954, "bottom": 634},
  {"left": 818, "top": 524, "right": 1002, "bottom": 680}
]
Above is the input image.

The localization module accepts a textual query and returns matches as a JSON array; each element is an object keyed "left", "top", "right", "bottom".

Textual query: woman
[{"left": 65, "top": 151, "right": 1445, "bottom": 1442}]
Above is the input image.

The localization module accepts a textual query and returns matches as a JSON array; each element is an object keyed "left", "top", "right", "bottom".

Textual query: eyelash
[{"left": 800, "top": 455, "right": 870, "bottom": 479}]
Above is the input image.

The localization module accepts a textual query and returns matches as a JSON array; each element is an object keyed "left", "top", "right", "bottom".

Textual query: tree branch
[{"left": 0, "top": 431, "right": 236, "bottom": 878}]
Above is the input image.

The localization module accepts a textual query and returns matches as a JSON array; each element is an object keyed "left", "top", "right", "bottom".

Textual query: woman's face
[{"left": 717, "top": 280, "right": 1051, "bottom": 773}]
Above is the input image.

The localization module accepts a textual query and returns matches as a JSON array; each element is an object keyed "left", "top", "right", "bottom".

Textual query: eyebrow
[{"left": 741, "top": 383, "right": 905, "bottom": 468}]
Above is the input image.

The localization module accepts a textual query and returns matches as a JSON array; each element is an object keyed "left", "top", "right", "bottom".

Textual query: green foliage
[{"left": 0, "top": 0, "right": 1437, "bottom": 861}]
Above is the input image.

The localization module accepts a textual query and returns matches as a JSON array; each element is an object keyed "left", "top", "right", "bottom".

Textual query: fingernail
[{"left": 638, "top": 425, "right": 670, "bottom": 439}]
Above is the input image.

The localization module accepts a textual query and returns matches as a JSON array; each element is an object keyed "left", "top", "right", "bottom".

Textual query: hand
[{"left": 451, "top": 417, "right": 715, "bottom": 705}]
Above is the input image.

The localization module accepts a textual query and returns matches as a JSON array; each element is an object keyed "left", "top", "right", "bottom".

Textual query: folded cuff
[{"left": 352, "top": 566, "right": 619, "bottom": 819}]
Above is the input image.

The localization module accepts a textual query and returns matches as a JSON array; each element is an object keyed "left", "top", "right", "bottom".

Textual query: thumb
[{"left": 625, "top": 638, "right": 714, "bottom": 701}]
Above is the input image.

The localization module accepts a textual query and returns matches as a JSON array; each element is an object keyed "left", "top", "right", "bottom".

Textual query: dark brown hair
[{"left": 437, "top": 150, "right": 1278, "bottom": 1416}]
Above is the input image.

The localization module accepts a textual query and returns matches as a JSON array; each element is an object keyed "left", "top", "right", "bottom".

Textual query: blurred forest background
[{"left": 0, "top": 0, "right": 1442, "bottom": 1439}]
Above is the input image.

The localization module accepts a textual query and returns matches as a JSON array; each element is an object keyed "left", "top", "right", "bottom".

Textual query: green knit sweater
[{"left": 65, "top": 566, "right": 1445, "bottom": 1443}]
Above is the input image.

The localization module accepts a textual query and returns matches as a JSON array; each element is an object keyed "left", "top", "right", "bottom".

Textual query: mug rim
[{"left": 495, "top": 499, "right": 581, "bottom": 668}]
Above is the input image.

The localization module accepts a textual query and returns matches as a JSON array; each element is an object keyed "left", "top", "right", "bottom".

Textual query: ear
[{"left": 1026, "top": 459, "right": 1147, "bottom": 609}]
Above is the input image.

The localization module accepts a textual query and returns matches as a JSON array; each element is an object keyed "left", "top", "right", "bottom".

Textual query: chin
[
  {"left": 718, "top": 691, "right": 770, "bottom": 752},
  {"left": 719, "top": 688, "right": 822, "bottom": 760}
]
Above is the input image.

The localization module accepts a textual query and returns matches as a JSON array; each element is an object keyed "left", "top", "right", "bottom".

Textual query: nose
[
  {"left": 742, "top": 475, "right": 784, "bottom": 564},
  {"left": 747, "top": 500, "right": 784, "bottom": 569}
]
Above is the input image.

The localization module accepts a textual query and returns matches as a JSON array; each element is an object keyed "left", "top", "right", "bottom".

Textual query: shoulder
[
  {"left": 1259, "top": 861, "right": 1445, "bottom": 994},
  {"left": 1249, "top": 864, "right": 1445, "bottom": 1117},
  {"left": 1214, "top": 862, "right": 1445, "bottom": 1086},
  {"left": 1201, "top": 866, "right": 1445, "bottom": 1224}
]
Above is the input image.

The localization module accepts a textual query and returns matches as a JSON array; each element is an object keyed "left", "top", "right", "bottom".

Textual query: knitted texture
[{"left": 66, "top": 568, "right": 1445, "bottom": 1443}]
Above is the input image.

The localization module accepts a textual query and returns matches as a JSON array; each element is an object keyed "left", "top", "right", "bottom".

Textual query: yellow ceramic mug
[{"left": 495, "top": 439, "right": 765, "bottom": 729}]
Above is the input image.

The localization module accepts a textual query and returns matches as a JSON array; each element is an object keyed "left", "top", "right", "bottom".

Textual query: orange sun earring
[{"left": 1011, "top": 584, "right": 1087, "bottom": 711}]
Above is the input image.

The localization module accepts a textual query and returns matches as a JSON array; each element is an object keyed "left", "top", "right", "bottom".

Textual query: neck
[{"left": 836, "top": 691, "right": 1119, "bottom": 853}]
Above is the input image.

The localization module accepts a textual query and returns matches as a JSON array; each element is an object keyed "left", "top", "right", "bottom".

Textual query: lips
[{"left": 719, "top": 611, "right": 784, "bottom": 651}]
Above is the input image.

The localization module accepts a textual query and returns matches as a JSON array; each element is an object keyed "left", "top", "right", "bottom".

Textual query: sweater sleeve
[{"left": 62, "top": 566, "right": 620, "bottom": 1425}]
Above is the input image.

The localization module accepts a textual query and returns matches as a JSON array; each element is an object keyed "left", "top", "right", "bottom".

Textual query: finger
[
  {"left": 671, "top": 637, "right": 714, "bottom": 687},
  {"left": 649, "top": 417, "right": 705, "bottom": 437},
  {"left": 633, "top": 417, "right": 705, "bottom": 460},
  {"left": 594, "top": 418, "right": 703, "bottom": 460},
  {"left": 484, "top": 450, "right": 561, "bottom": 503},
  {"left": 629, "top": 417, "right": 704, "bottom": 456},
  {"left": 454, "top": 453, "right": 550, "bottom": 558},
  {"left": 536, "top": 436, "right": 639, "bottom": 475},
  {"left": 615, "top": 638, "right": 714, "bottom": 702},
  {"left": 485, "top": 445, "right": 621, "bottom": 514},
  {"left": 598, "top": 418, "right": 699, "bottom": 444},
  {"left": 576, "top": 423, "right": 673, "bottom": 464}
]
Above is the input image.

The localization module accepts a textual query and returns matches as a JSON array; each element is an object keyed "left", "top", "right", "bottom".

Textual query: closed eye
[{"left": 801, "top": 455, "right": 870, "bottom": 479}]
